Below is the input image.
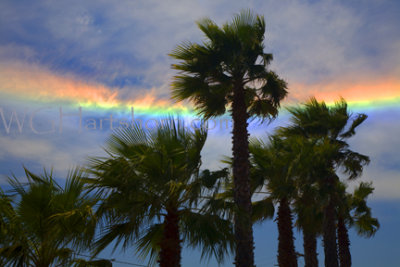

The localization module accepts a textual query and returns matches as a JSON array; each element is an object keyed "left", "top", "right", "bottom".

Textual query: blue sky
[{"left": 1, "top": 0, "right": 400, "bottom": 266}]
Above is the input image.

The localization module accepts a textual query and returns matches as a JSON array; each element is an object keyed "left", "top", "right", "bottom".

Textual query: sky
[{"left": 0, "top": 0, "right": 399, "bottom": 266}]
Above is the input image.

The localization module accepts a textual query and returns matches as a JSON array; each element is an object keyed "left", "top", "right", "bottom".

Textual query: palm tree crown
[
  {"left": 170, "top": 10, "right": 287, "bottom": 119},
  {"left": 87, "top": 119, "right": 233, "bottom": 267},
  {"left": 0, "top": 168, "right": 99, "bottom": 267}
]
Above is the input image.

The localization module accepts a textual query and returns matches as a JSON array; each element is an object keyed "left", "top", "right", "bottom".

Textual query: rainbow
[
  {"left": 292, "top": 78, "right": 400, "bottom": 112},
  {"left": 1, "top": 61, "right": 399, "bottom": 119}
]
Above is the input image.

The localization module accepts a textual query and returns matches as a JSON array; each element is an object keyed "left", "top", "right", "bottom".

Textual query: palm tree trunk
[
  {"left": 337, "top": 216, "right": 351, "bottom": 267},
  {"left": 277, "top": 197, "right": 298, "bottom": 267},
  {"left": 231, "top": 83, "right": 255, "bottom": 267},
  {"left": 323, "top": 176, "right": 339, "bottom": 267},
  {"left": 158, "top": 206, "right": 181, "bottom": 267},
  {"left": 303, "top": 230, "right": 318, "bottom": 267}
]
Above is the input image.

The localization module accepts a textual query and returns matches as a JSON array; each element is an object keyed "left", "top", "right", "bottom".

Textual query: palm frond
[{"left": 180, "top": 210, "right": 234, "bottom": 264}]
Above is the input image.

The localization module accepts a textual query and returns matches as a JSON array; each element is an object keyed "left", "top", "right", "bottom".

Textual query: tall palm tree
[
  {"left": 250, "top": 134, "right": 340, "bottom": 267},
  {"left": 279, "top": 98, "right": 370, "bottom": 267},
  {"left": 249, "top": 136, "right": 303, "bottom": 267},
  {"left": 292, "top": 137, "right": 342, "bottom": 267},
  {"left": 336, "top": 182, "right": 379, "bottom": 267},
  {"left": 169, "top": 10, "right": 288, "bottom": 266},
  {"left": 87, "top": 120, "right": 233, "bottom": 267},
  {"left": 0, "top": 168, "right": 99, "bottom": 267},
  {"left": 294, "top": 184, "right": 322, "bottom": 267},
  {"left": 292, "top": 155, "right": 324, "bottom": 267}
]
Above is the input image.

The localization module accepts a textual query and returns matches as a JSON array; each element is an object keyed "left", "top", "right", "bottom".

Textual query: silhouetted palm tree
[
  {"left": 292, "top": 150, "right": 324, "bottom": 267},
  {"left": 295, "top": 187, "right": 322, "bottom": 267},
  {"left": 250, "top": 136, "right": 302, "bottom": 267},
  {"left": 336, "top": 182, "right": 379, "bottom": 267},
  {"left": 169, "top": 10, "right": 287, "bottom": 266},
  {"left": 279, "top": 98, "right": 370, "bottom": 267},
  {"left": 291, "top": 136, "right": 342, "bottom": 267},
  {"left": 87, "top": 120, "right": 233, "bottom": 267}
]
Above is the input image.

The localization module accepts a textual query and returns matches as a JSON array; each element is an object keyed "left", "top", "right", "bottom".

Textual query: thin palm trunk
[
  {"left": 232, "top": 83, "right": 255, "bottom": 267},
  {"left": 158, "top": 206, "right": 181, "bottom": 267},
  {"left": 337, "top": 216, "right": 351, "bottom": 267},
  {"left": 323, "top": 176, "right": 339, "bottom": 267},
  {"left": 303, "top": 230, "right": 318, "bottom": 267},
  {"left": 277, "top": 197, "right": 298, "bottom": 267}
]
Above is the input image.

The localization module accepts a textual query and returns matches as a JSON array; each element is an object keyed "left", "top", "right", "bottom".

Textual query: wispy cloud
[
  {"left": 0, "top": 133, "right": 105, "bottom": 177},
  {"left": 1, "top": 0, "right": 398, "bottom": 89}
]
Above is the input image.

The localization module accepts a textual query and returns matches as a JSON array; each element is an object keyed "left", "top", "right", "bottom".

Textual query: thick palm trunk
[
  {"left": 231, "top": 83, "right": 255, "bottom": 267},
  {"left": 303, "top": 230, "right": 318, "bottom": 267},
  {"left": 277, "top": 197, "right": 298, "bottom": 267},
  {"left": 158, "top": 206, "right": 181, "bottom": 267},
  {"left": 323, "top": 177, "right": 339, "bottom": 267},
  {"left": 337, "top": 216, "right": 351, "bottom": 267}
]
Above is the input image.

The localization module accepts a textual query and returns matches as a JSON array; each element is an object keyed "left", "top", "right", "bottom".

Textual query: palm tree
[
  {"left": 0, "top": 168, "right": 100, "bottom": 267},
  {"left": 336, "top": 182, "right": 379, "bottom": 267},
  {"left": 292, "top": 137, "right": 342, "bottom": 267},
  {"left": 292, "top": 159, "right": 323, "bottom": 267},
  {"left": 294, "top": 184, "right": 322, "bottom": 267},
  {"left": 249, "top": 136, "right": 302, "bottom": 267},
  {"left": 279, "top": 98, "right": 370, "bottom": 267},
  {"left": 169, "top": 10, "right": 288, "bottom": 266},
  {"left": 87, "top": 119, "right": 233, "bottom": 267},
  {"left": 250, "top": 134, "right": 340, "bottom": 267}
]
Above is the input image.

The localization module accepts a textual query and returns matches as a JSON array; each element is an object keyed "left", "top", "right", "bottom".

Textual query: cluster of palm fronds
[{"left": 0, "top": 99, "right": 378, "bottom": 267}]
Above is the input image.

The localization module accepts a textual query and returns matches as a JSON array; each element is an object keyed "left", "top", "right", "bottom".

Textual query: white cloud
[
  {"left": 2, "top": 0, "right": 399, "bottom": 90},
  {"left": 0, "top": 133, "right": 105, "bottom": 177},
  {"left": 201, "top": 133, "right": 232, "bottom": 170},
  {"left": 360, "top": 168, "right": 400, "bottom": 200}
]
